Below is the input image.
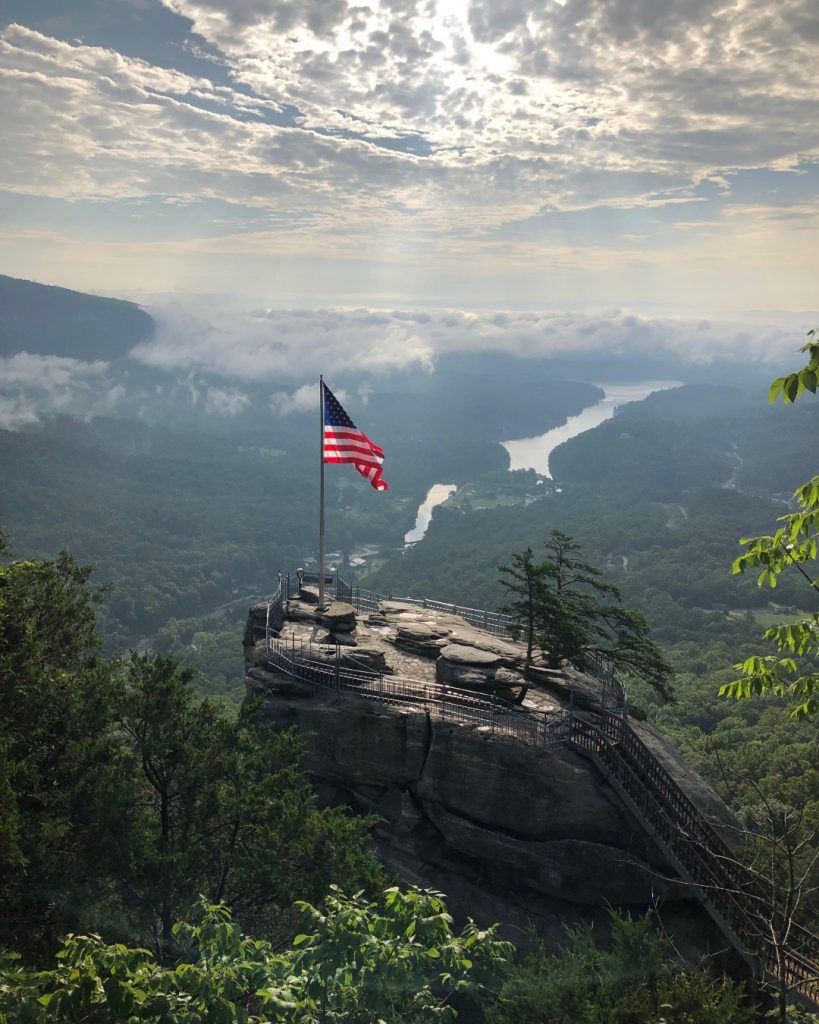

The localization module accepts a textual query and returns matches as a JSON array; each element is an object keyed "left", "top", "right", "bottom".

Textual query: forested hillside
[
  {"left": 0, "top": 275, "right": 600, "bottom": 651},
  {"left": 0, "top": 274, "right": 155, "bottom": 359}
]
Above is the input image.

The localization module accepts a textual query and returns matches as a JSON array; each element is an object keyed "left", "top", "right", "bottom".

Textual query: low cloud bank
[
  {"left": 0, "top": 353, "right": 114, "bottom": 430},
  {"left": 131, "top": 304, "right": 810, "bottom": 383},
  {"left": 4, "top": 306, "right": 812, "bottom": 431}
]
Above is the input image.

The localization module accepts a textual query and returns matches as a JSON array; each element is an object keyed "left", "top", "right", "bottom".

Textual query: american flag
[{"left": 323, "top": 384, "right": 389, "bottom": 491}]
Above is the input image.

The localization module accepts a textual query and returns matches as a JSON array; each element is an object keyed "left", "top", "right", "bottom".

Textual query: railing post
[{"left": 335, "top": 644, "right": 341, "bottom": 689}]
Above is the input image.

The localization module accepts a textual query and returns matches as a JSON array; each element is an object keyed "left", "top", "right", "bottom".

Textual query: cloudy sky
[{"left": 1, "top": 0, "right": 818, "bottom": 316}]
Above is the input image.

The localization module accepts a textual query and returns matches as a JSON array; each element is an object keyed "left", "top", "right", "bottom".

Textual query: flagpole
[{"left": 318, "top": 375, "right": 327, "bottom": 610}]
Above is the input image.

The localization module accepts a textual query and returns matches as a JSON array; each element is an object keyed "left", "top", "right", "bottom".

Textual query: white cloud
[
  {"left": 133, "top": 304, "right": 437, "bottom": 381},
  {"left": 270, "top": 383, "right": 335, "bottom": 415},
  {"left": 2, "top": 5, "right": 818, "bottom": 242},
  {"left": 0, "top": 352, "right": 111, "bottom": 429},
  {"left": 130, "top": 302, "right": 807, "bottom": 386},
  {"left": 157, "top": 0, "right": 819, "bottom": 186},
  {"left": 0, "top": 3, "right": 818, "bottom": 308},
  {"left": 204, "top": 384, "right": 251, "bottom": 415}
]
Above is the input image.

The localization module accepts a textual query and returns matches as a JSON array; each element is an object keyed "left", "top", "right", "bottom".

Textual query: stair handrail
[{"left": 570, "top": 713, "right": 819, "bottom": 1000}]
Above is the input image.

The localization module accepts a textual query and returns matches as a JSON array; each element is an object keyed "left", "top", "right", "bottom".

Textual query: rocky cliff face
[{"left": 244, "top": 597, "right": 732, "bottom": 956}]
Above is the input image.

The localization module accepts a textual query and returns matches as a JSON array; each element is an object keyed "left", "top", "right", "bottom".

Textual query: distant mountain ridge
[{"left": 0, "top": 274, "right": 155, "bottom": 361}]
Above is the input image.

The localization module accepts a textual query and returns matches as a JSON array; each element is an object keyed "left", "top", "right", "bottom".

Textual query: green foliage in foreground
[
  {"left": 0, "top": 542, "right": 381, "bottom": 957},
  {"left": 721, "top": 335, "right": 819, "bottom": 717},
  {"left": 488, "top": 911, "right": 752, "bottom": 1024},
  {"left": 0, "top": 890, "right": 512, "bottom": 1024}
]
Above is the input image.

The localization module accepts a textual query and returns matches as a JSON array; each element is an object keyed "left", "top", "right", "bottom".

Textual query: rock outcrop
[{"left": 244, "top": 597, "right": 733, "bottom": 957}]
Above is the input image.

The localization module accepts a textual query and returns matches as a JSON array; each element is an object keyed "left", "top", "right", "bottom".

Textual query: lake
[{"left": 501, "top": 380, "right": 682, "bottom": 477}]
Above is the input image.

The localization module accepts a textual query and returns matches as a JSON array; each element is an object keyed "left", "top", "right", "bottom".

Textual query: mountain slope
[{"left": 0, "top": 274, "right": 155, "bottom": 360}]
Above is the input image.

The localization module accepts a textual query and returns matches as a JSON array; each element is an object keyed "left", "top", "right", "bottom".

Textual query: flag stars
[{"left": 322, "top": 382, "right": 389, "bottom": 492}]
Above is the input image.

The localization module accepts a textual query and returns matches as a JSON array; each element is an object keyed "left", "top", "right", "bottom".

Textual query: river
[
  {"left": 402, "top": 380, "right": 682, "bottom": 544},
  {"left": 501, "top": 380, "right": 682, "bottom": 477},
  {"left": 404, "top": 483, "right": 458, "bottom": 545}
]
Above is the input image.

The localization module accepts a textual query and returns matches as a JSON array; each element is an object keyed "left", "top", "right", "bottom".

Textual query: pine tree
[
  {"left": 498, "top": 546, "right": 540, "bottom": 669},
  {"left": 500, "top": 531, "right": 674, "bottom": 700}
]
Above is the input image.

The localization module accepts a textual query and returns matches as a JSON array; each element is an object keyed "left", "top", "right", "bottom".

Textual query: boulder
[
  {"left": 439, "top": 644, "right": 501, "bottom": 668},
  {"left": 528, "top": 663, "right": 603, "bottom": 710},
  {"left": 299, "top": 584, "right": 320, "bottom": 604},
  {"left": 341, "top": 646, "right": 392, "bottom": 674},
  {"left": 329, "top": 631, "right": 358, "bottom": 647},
  {"left": 316, "top": 600, "right": 357, "bottom": 632},
  {"left": 395, "top": 622, "right": 451, "bottom": 658},
  {"left": 445, "top": 627, "right": 525, "bottom": 669},
  {"left": 286, "top": 599, "right": 321, "bottom": 622},
  {"left": 378, "top": 600, "right": 425, "bottom": 616},
  {"left": 281, "top": 642, "right": 390, "bottom": 677},
  {"left": 436, "top": 644, "right": 501, "bottom": 689},
  {"left": 494, "top": 667, "right": 526, "bottom": 691}
]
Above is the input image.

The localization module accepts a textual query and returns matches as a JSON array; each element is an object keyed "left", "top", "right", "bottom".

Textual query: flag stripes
[{"left": 322, "top": 385, "right": 389, "bottom": 491}]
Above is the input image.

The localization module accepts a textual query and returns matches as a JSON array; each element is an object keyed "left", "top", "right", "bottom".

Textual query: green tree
[
  {"left": 0, "top": 540, "right": 381, "bottom": 956},
  {"left": 262, "top": 886, "right": 511, "bottom": 1022},
  {"left": 721, "top": 334, "right": 819, "bottom": 716},
  {"left": 0, "top": 542, "right": 134, "bottom": 956},
  {"left": 114, "top": 653, "right": 383, "bottom": 955},
  {"left": 0, "top": 888, "right": 512, "bottom": 1024},
  {"left": 115, "top": 653, "right": 227, "bottom": 954},
  {"left": 500, "top": 532, "right": 674, "bottom": 699},
  {"left": 498, "top": 546, "right": 539, "bottom": 669},
  {"left": 487, "top": 910, "right": 751, "bottom": 1024}
]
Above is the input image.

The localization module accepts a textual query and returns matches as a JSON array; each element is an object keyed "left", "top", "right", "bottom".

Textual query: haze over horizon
[{"left": 0, "top": 0, "right": 818, "bottom": 329}]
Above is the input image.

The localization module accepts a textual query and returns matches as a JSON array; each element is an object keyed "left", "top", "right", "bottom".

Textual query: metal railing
[
  {"left": 569, "top": 714, "right": 819, "bottom": 1001},
  {"left": 293, "top": 571, "right": 515, "bottom": 634},
  {"left": 262, "top": 571, "right": 819, "bottom": 1003},
  {"left": 264, "top": 588, "right": 571, "bottom": 750},
  {"left": 289, "top": 570, "right": 628, "bottom": 713}
]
